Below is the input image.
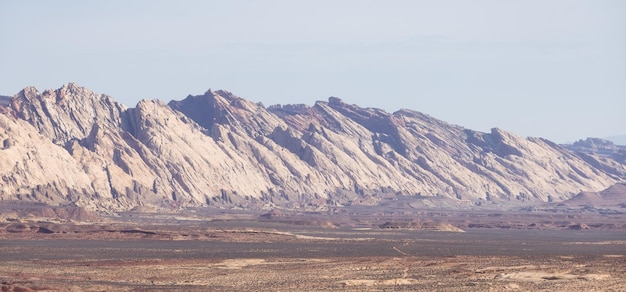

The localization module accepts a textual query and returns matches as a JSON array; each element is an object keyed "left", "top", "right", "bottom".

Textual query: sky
[{"left": 1, "top": 1, "right": 624, "bottom": 143}]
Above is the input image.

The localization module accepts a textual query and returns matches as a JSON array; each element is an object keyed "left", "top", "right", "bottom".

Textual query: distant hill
[{"left": 560, "top": 183, "right": 626, "bottom": 208}]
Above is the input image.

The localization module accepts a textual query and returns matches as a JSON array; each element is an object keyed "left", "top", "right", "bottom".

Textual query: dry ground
[
  {"left": 1, "top": 251, "right": 625, "bottom": 291},
  {"left": 1, "top": 221, "right": 625, "bottom": 291},
  {"left": 1, "top": 206, "right": 625, "bottom": 291}
]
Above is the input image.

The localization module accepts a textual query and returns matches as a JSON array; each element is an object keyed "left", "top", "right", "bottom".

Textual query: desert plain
[{"left": 1, "top": 204, "right": 625, "bottom": 291}]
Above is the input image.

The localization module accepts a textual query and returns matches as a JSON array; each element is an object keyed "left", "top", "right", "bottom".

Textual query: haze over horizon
[{"left": 1, "top": 0, "right": 624, "bottom": 143}]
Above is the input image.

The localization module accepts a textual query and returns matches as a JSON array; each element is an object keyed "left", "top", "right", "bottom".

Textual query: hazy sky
[{"left": 1, "top": 1, "right": 624, "bottom": 142}]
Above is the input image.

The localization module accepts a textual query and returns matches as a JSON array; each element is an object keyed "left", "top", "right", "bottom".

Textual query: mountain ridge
[{"left": 0, "top": 83, "right": 624, "bottom": 213}]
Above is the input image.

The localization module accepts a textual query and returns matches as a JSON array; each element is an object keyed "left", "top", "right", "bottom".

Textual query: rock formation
[
  {"left": 0, "top": 83, "right": 624, "bottom": 212},
  {"left": 563, "top": 138, "right": 626, "bottom": 165}
]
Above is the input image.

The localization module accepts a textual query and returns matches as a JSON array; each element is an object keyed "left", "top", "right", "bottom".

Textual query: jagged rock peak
[
  {"left": 17, "top": 83, "right": 103, "bottom": 104},
  {"left": 169, "top": 90, "right": 225, "bottom": 129},
  {"left": 46, "top": 83, "right": 82, "bottom": 101},
  {"left": 214, "top": 89, "right": 237, "bottom": 100},
  {"left": 169, "top": 89, "right": 284, "bottom": 137},
  {"left": 7, "top": 83, "right": 128, "bottom": 144}
]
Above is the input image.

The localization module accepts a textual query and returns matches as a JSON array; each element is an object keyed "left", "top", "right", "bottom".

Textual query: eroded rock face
[
  {"left": 8, "top": 84, "right": 129, "bottom": 145},
  {"left": 0, "top": 84, "right": 624, "bottom": 212}
]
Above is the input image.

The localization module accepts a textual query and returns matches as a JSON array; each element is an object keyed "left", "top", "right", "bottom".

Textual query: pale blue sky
[{"left": 1, "top": 0, "right": 624, "bottom": 142}]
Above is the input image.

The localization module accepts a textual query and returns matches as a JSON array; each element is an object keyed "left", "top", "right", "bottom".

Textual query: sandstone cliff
[{"left": 0, "top": 84, "right": 624, "bottom": 212}]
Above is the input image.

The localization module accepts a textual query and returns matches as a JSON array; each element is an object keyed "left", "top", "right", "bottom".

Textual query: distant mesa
[
  {"left": 571, "top": 137, "right": 619, "bottom": 150},
  {"left": 562, "top": 138, "right": 626, "bottom": 165}
]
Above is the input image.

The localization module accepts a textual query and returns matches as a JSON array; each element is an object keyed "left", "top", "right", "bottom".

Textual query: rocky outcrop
[
  {"left": 0, "top": 84, "right": 624, "bottom": 212},
  {"left": 563, "top": 138, "right": 626, "bottom": 165}
]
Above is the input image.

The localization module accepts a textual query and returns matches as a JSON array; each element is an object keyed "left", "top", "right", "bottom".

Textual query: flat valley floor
[{"left": 1, "top": 215, "right": 626, "bottom": 292}]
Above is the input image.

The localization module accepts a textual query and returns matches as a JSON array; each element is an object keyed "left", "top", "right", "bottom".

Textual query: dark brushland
[{"left": 1, "top": 84, "right": 625, "bottom": 290}]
